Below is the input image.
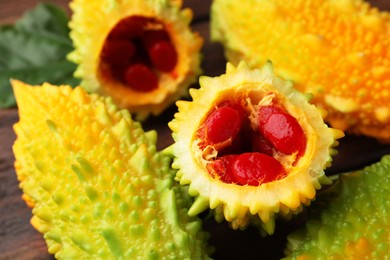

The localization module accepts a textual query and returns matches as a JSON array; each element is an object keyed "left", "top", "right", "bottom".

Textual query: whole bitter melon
[
  {"left": 285, "top": 155, "right": 390, "bottom": 259},
  {"left": 168, "top": 61, "right": 343, "bottom": 234},
  {"left": 12, "top": 80, "right": 210, "bottom": 259}
]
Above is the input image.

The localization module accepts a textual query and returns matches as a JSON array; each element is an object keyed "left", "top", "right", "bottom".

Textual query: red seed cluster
[
  {"left": 100, "top": 16, "right": 178, "bottom": 92},
  {"left": 198, "top": 100, "right": 307, "bottom": 186}
]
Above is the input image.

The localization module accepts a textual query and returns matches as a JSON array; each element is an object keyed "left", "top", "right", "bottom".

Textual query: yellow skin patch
[{"left": 211, "top": 0, "right": 390, "bottom": 141}]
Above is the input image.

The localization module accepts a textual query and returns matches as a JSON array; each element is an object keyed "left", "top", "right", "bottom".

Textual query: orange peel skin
[{"left": 211, "top": 0, "right": 390, "bottom": 142}]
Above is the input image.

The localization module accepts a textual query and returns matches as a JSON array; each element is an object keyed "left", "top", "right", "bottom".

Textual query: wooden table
[{"left": 1, "top": 1, "right": 390, "bottom": 259}]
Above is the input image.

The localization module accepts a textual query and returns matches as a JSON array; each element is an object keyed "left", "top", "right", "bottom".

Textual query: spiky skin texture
[
  {"left": 211, "top": 0, "right": 390, "bottom": 141},
  {"left": 12, "top": 80, "right": 210, "bottom": 259},
  {"left": 285, "top": 155, "right": 390, "bottom": 259},
  {"left": 168, "top": 62, "right": 343, "bottom": 234},
  {"left": 68, "top": 0, "right": 203, "bottom": 120}
]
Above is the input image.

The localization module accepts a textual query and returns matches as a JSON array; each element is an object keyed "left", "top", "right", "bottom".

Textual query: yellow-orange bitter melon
[
  {"left": 167, "top": 61, "right": 344, "bottom": 235},
  {"left": 12, "top": 80, "right": 210, "bottom": 259},
  {"left": 211, "top": 0, "right": 390, "bottom": 141},
  {"left": 68, "top": 0, "right": 203, "bottom": 120}
]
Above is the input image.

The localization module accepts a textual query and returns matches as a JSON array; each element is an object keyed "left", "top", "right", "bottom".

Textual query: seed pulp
[
  {"left": 198, "top": 98, "right": 306, "bottom": 186},
  {"left": 100, "top": 16, "right": 178, "bottom": 92}
]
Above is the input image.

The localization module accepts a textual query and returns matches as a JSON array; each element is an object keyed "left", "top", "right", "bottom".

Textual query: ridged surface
[
  {"left": 12, "top": 80, "right": 210, "bottom": 259},
  {"left": 211, "top": 0, "right": 390, "bottom": 141},
  {"left": 168, "top": 61, "right": 343, "bottom": 234},
  {"left": 68, "top": 0, "right": 203, "bottom": 120},
  {"left": 285, "top": 155, "right": 390, "bottom": 259}
]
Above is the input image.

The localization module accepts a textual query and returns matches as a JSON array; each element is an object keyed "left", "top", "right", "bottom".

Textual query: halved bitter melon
[
  {"left": 211, "top": 0, "right": 390, "bottom": 141},
  {"left": 68, "top": 0, "right": 203, "bottom": 120},
  {"left": 12, "top": 80, "right": 210, "bottom": 259},
  {"left": 285, "top": 155, "right": 390, "bottom": 259},
  {"left": 168, "top": 61, "right": 343, "bottom": 234}
]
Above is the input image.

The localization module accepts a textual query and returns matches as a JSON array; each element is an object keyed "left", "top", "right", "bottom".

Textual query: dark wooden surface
[{"left": 1, "top": 1, "right": 390, "bottom": 259}]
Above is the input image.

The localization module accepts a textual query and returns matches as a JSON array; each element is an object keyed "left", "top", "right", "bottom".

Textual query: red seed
[
  {"left": 258, "top": 105, "right": 285, "bottom": 125},
  {"left": 218, "top": 101, "right": 247, "bottom": 131},
  {"left": 207, "top": 155, "right": 238, "bottom": 184},
  {"left": 205, "top": 106, "right": 242, "bottom": 146},
  {"left": 124, "top": 63, "right": 158, "bottom": 92},
  {"left": 197, "top": 101, "right": 247, "bottom": 154},
  {"left": 261, "top": 113, "right": 306, "bottom": 155},
  {"left": 148, "top": 41, "right": 178, "bottom": 72},
  {"left": 217, "top": 101, "right": 250, "bottom": 155},
  {"left": 100, "top": 40, "right": 135, "bottom": 66},
  {"left": 232, "top": 152, "right": 286, "bottom": 186}
]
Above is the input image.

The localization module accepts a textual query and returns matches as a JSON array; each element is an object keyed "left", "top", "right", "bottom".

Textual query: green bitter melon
[
  {"left": 12, "top": 80, "right": 210, "bottom": 259},
  {"left": 285, "top": 155, "right": 390, "bottom": 259}
]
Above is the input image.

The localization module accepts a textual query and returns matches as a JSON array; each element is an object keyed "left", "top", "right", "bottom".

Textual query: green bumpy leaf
[
  {"left": 285, "top": 155, "right": 390, "bottom": 259},
  {"left": 0, "top": 3, "right": 79, "bottom": 108},
  {"left": 12, "top": 80, "right": 210, "bottom": 259}
]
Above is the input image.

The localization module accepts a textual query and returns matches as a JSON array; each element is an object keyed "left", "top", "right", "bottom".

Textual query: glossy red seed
[
  {"left": 216, "top": 101, "right": 250, "bottom": 155},
  {"left": 258, "top": 105, "right": 285, "bottom": 126},
  {"left": 100, "top": 40, "right": 135, "bottom": 66},
  {"left": 261, "top": 113, "right": 306, "bottom": 154},
  {"left": 148, "top": 41, "right": 178, "bottom": 72},
  {"left": 232, "top": 152, "right": 286, "bottom": 186},
  {"left": 124, "top": 63, "right": 158, "bottom": 92},
  {"left": 205, "top": 106, "right": 242, "bottom": 146},
  {"left": 207, "top": 155, "right": 238, "bottom": 184}
]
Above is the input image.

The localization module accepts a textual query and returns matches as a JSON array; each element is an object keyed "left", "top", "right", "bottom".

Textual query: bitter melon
[
  {"left": 211, "top": 0, "right": 390, "bottom": 141},
  {"left": 68, "top": 0, "right": 203, "bottom": 120},
  {"left": 168, "top": 61, "right": 343, "bottom": 234},
  {"left": 285, "top": 155, "right": 390, "bottom": 259},
  {"left": 12, "top": 80, "right": 210, "bottom": 259}
]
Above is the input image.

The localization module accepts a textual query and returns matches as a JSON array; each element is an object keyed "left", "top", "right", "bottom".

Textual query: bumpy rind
[
  {"left": 12, "top": 80, "right": 210, "bottom": 259},
  {"left": 211, "top": 0, "right": 390, "bottom": 141},
  {"left": 168, "top": 61, "right": 343, "bottom": 234},
  {"left": 285, "top": 155, "right": 390, "bottom": 259},
  {"left": 68, "top": 0, "right": 203, "bottom": 120}
]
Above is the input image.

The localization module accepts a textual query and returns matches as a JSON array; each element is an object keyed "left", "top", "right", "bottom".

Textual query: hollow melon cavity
[
  {"left": 12, "top": 80, "right": 210, "bottom": 259},
  {"left": 68, "top": 0, "right": 203, "bottom": 120},
  {"left": 168, "top": 62, "right": 343, "bottom": 234},
  {"left": 211, "top": 0, "right": 390, "bottom": 141},
  {"left": 285, "top": 155, "right": 390, "bottom": 259}
]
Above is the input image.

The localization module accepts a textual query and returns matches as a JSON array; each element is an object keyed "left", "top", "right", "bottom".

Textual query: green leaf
[{"left": 0, "top": 3, "right": 80, "bottom": 108}]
